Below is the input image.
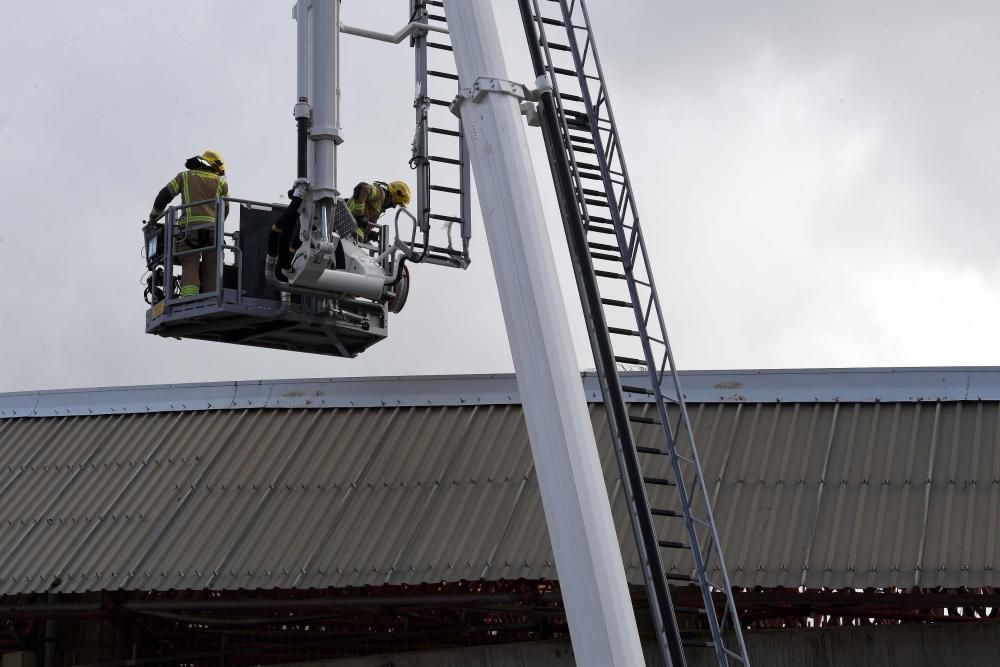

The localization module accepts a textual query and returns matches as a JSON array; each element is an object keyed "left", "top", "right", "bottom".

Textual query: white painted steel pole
[
  {"left": 294, "top": 0, "right": 312, "bottom": 185},
  {"left": 310, "top": 0, "right": 342, "bottom": 199},
  {"left": 295, "top": 0, "right": 310, "bottom": 110},
  {"left": 444, "top": 2, "right": 646, "bottom": 665}
]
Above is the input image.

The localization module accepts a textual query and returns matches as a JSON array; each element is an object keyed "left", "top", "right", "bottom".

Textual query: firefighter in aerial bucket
[
  {"left": 346, "top": 180, "right": 411, "bottom": 243},
  {"left": 146, "top": 150, "right": 230, "bottom": 297}
]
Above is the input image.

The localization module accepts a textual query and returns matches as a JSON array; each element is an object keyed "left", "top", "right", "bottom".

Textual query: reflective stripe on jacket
[
  {"left": 346, "top": 182, "right": 387, "bottom": 223},
  {"left": 346, "top": 182, "right": 389, "bottom": 239},
  {"left": 167, "top": 169, "right": 229, "bottom": 226}
]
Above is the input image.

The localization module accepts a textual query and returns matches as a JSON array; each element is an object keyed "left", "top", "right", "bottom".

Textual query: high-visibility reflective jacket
[
  {"left": 150, "top": 167, "right": 229, "bottom": 226},
  {"left": 346, "top": 182, "right": 391, "bottom": 239}
]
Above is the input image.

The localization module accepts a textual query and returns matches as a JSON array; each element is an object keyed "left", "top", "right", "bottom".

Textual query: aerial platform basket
[{"left": 143, "top": 198, "right": 390, "bottom": 358}]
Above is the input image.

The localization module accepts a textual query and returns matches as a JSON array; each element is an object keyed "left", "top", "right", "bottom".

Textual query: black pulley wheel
[{"left": 388, "top": 263, "right": 410, "bottom": 314}]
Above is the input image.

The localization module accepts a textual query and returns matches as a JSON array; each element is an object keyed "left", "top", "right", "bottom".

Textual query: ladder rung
[
  {"left": 566, "top": 119, "right": 591, "bottom": 130},
  {"left": 615, "top": 355, "right": 646, "bottom": 366},
  {"left": 570, "top": 144, "right": 597, "bottom": 154},
  {"left": 622, "top": 385, "right": 654, "bottom": 395},
  {"left": 578, "top": 187, "right": 606, "bottom": 197},
  {"left": 636, "top": 446, "right": 665, "bottom": 455},
  {"left": 594, "top": 269, "right": 626, "bottom": 280},
  {"left": 425, "top": 0, "right": 444, "bottom": 6},
  {"left": 587, "top": 242, "right": 618, "bottom": 253},
  {"left": 546, "top": 42, "right": 572, "bottom": 52},
  {"left": 430, "top": 185, "right": 462, "bottom": 195},
  {"left": 585, "top": 198, "right": 610, "bottom": 208},
  {"left": 428, "top": 156, "right": 462, "bottom": 165},
  {"left": 607, "top": 326, "right": 638, "bottom": 336},
  {"left": 651, "top": 507, "right": 681, "bottom": 517},
  {"left": 550, "top": 66, "right": 578, "bottom": 77},
  {"left": 589, "top": 251, "right": 621, "bottom": 263},
  {"left": 585, "top": 222, "right": 615, "bottom": 233},
  {"left": 683, "top": 640, "right": 714, "bottom": 648},
  {"left": 427, "top": 42, "right": 453, "bottom": 51},
  {"left": 629, "top": 414, "right": 660, "bottom": 425},
  {"left": 572, "top": 170, "right": 602, "bottom": 180},
  {"left": 537, "top": 16, "right": 565, "bottom": 27},
  {"left": 657, "top": 540, "right": 690, "bottom": 550},
  {"left": 428, "top": 98, "right": 452, "bottom": 107},
  {"left": 561, "top": 92, "right": 584, "bottom": 103},
  {"left": 601, "top": 298, "right": 632, "bottom": 308},
  {"left": 675, "top": 606, "right": 707, "bottom": 614},
  {"left": 643, "top": 476, "right": 675, "bottom": 487},
  {"left": 587, "top": 241, "right": 619, "bottom": 253},
  {"left": 588, "top": 215, "right": 613, "bottom": 224},
  {"left": 664, "top": 572, "right": 693, "bottom": 582},
  {"left": 427, "top": 70, "right": 459, "bottom": 81},
  {"left": 574, "top": 162, "right": 601, "bottom": 171},
  {"left": 429, "top": 213, "right": 463, "bottom": 223},
  {"left": 585, "top": 224, "right": 615, "bottom": 234},
  {"left": 428, "top": 127, "right": 461, "bottom": 137},
  {"left": 427, "top": 13, "right": 447, "bottom": 23}
]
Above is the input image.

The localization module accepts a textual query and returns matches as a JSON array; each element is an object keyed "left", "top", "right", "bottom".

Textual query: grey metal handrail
[{"left": 156, "top": 196, "right": 279, "bottom": 310}]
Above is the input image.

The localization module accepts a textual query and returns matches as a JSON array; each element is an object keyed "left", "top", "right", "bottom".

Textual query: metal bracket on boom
[{"left": 449, "top": 76, "right": 540, "bottom": 116}]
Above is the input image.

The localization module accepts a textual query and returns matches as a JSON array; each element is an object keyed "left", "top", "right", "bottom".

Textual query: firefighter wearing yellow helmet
[
  {"left": 146, "top": 149, "right": 229, "bottom": 297},
  {"left": 345, "top": 180, "right": 411, "bottom": 242}
]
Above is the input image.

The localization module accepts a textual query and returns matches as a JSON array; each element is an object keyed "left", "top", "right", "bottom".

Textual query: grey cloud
[{"left": 0, "top": 1, "right": 997, "bottom": 392}]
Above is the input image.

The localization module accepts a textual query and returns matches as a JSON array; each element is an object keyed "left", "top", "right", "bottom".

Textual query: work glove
[{"left": 288, "top": 178, "right": 309, "bottom": 200}]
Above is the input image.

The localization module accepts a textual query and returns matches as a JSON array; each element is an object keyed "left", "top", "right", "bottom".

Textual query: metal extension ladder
[
  {"left": 410, "top": 0, "right": 472, "bottom": 268},
  {"left": 519, "top": 1, "right": 750, "bottom": 665}
]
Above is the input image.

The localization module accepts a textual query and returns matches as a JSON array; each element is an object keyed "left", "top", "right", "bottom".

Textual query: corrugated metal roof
[
  {"left": 0, "top": 369, "right": 996, "bottom": 596},
  {"left": 4, "top": 367, "right": 1000, "bottom": 418}
]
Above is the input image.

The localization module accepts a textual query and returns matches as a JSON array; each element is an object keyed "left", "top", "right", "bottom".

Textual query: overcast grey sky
[{"left": 0, "top": 1, "right": 997, "bottom": 392}]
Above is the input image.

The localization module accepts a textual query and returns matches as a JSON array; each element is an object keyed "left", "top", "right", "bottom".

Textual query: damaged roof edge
[{"left": 3, "top": 367, "right": 1000, "bottom": 419}]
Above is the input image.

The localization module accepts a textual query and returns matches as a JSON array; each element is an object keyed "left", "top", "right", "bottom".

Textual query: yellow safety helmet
[
  {"left": 200, "top": 149, "right": 226, "bottom": 174},
  {"left": 387, "top": 180, "right": 411, "bottom": 207}
]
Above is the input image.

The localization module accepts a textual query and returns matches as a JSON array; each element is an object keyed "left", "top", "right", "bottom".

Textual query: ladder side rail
[
  {"left": 522, "top": 3, "right": 687, "bottom": 664},
  {"left": 413, "top": 0, "right": 471, "bottom": 267},
  {"left": 638, "top": 227, "right": 751, "bottom": 661},
  {"left": 555, "top": 1, "right": 748, "bottom": 663},
  {"left": 458, "top": 116, "right": 471, "bottom": 254},
  {"left": 529, "top": 15, "right": 598, "bottom": 236},
  {"left": 442, "top": 0, "right": 472, "bottom": 261},
  {"left": 428, "top": 6, "right": 471, "bottom": 266},
  {"left": 560, "top": 0, "right": 721, "bottom": 535},
  {"left": 557, "top": 3, "right": 644, "bottom": 241},
  {"left": 412, "top": 0, "right": 432, "bottom": 239},
  {"left": 622, "top": 255, "right": 734, "bottom": 661},
  {"left": 566, "top": 1, "right": 646, "bottom": 230}
]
